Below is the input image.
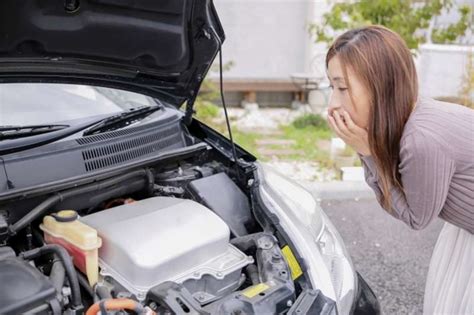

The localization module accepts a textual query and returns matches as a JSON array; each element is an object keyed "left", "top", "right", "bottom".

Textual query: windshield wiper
[
  {"left": 0, "top": 124, "right": 69, "bottom": 140},
  {"left": 0, "top": 115, "right": 112, "bottom": 155},
  {"left": 82, "top": 105, "right": 161, "bottom": 136},
  {"left": 0, "top": 105, "right": 162, "bottom": 155}
]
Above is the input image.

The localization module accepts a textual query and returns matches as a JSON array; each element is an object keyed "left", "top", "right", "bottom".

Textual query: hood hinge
[{"left": 183, "top": 94, "right": 197, "bottom": 126}]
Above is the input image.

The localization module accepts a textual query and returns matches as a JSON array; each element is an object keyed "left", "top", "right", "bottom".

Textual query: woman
[{"left": 325, "top": 25, "right": 473, "bottom": 314}]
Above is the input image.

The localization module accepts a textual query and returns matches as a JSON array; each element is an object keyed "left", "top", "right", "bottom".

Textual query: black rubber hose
[
  {"left": 246, "top": 264, "right": 260, "bottom": 285},
  {"left": 32, "top": 228, "right": 45, "bottom": 246},
  {"left": 20, "top": 244, "right": 82, "bottom": 309},
  {"left": 10, "top": 194, "right": 62, "bottom": 235},
  {"left": 50, "top": 256, "right": 66, "bottom": 294},
  {"left": 25, "top": 225, "right": 33, "bottom": 250},
  {"left": 9, "top": 169, "right": 148, "bottom": 235},
  {"left": 77, "top": 272, "right": 94, "bottom": 298},
  {"left": 95, "top": 284, "right": 113, "bottom": 300}
]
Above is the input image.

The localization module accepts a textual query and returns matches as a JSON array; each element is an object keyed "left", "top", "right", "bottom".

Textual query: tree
[{"left": 310, "top": 0, "right": 472, "bottom": 50}]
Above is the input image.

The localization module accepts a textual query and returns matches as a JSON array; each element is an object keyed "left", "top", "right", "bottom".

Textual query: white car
[{"left": 0, "top": 1, "right": 379, "bottom": 314}]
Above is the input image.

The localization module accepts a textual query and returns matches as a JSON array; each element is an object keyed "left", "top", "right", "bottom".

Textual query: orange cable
[{"left": 86, "top": 298, "right": 141, "bottom": 315}]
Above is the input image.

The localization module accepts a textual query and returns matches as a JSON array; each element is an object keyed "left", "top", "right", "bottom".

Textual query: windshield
[{"left": 0, "top": 83, "right": 156, "bottom": 126}]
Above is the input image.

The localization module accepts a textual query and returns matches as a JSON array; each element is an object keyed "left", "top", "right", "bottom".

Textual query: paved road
[{"left": 320, "top": 198, "right": 443, "bottom": 315}]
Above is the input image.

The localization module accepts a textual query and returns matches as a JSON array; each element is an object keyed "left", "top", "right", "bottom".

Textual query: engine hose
[
  {"left": 49, "top": 256, "right": 66, "bottom": 294},
  {"left": 246, "top": 264, "right": 260, "bottom": 284},
  {"left": 9, "top": 169, "right": 149, "bottom": 235},
  {"left": 95, "top": 284, "right": 113, "bottom": 300},
  {"left": 20, "top": 244, "right": 82, "bottom": 309},
  {"left": 77, "top": 271, "right": 94, "bottom": 298},
  {"left": 86, "top": 298, "right": 148, "bottom": 315}
]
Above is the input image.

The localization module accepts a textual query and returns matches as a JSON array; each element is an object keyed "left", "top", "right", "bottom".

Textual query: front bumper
[{"left": 352, "top": 273, "right": 381, "bottom": 315}]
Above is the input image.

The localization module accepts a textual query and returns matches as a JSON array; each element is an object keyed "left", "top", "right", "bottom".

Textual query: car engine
[
  {"left": 0, "top": 159, "right": 307, "bottom": 315},
  {"left": 81, "top": 196, "right": 254, "bottom": 303}
]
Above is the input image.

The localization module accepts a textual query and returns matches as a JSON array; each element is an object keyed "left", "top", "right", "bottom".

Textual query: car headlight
[{"left": 257, "top": 163, "right": 357, "bottom": 314}]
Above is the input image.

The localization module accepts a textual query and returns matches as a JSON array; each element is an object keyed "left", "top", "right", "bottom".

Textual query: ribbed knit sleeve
[
  {"left": 361, "top": 130, "right": 456, "bottom": 230},
  {"left": 359, "top": 98, "right": 473, "bottom": 233}
]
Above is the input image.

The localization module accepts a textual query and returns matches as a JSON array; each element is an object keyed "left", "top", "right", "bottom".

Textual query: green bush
[
  {"left": 292, "top": 114, "right": 329, "bottom": 130},
  {"left": 194, "top": 100, "right": 220, "bottom": 121}
]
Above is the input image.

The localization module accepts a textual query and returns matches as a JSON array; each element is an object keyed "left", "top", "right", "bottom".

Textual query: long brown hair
[{"left": 326, "top": 25, "right": 418, "bottom": 210}]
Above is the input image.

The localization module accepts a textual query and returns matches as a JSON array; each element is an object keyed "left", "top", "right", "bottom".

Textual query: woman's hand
[{"left": 328, "top": 110, "right": 371, "bottom": 156}]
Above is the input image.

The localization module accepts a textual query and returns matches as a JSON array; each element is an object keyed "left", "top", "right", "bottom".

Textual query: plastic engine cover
[{"left": 81, "top": 196, "right": 252, "bottom": 299}]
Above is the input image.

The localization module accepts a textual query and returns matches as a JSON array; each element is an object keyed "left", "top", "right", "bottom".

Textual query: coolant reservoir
[{"left": 40, "top": 210, "right": 102, "bottom": 286}]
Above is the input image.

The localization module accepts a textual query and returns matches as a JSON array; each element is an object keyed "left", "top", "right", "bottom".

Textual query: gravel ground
[{"left": 320, "top": 198, "right": 443, "bottom": 315}]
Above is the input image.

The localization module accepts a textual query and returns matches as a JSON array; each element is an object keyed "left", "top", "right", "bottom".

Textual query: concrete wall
[
  {"left": 212, "top": 0, "right": 473, "bottom": 103},
  {"left": 212, "top": 0, "right": 330, "bottom": 80},
  {"left": 417, "top": 44, "right": 473, "bottom": 99}
]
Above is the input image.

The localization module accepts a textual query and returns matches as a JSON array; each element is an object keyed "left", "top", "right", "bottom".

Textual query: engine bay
[{"left": 0, "top": 144, "right": 319, "bottom": 315}]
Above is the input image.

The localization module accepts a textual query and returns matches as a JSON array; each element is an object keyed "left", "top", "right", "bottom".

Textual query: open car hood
[{"left": 0, "top": 0, "right": 224, "bottom": 107}]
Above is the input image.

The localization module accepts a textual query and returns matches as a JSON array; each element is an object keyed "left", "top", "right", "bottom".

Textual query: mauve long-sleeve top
[{"left": 360, "top": 97, "right": 474, "bottom": 234}]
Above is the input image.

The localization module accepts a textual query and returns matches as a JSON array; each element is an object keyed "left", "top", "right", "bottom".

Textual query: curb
[{"left": 301, "top": 180, "right": 376, "bottom": 201}]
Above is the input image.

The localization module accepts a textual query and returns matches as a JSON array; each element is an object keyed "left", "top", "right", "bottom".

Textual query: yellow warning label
[
  {"left": 282, "top": 245, "right": 303, "bottom": 280},
  {"left": 241, "top": 283, "right": 270, "bottom": 298}
]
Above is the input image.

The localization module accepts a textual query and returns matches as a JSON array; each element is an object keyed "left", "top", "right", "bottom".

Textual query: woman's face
[{"left": 327, "top": 56, "right": 371, "bottom": 129}]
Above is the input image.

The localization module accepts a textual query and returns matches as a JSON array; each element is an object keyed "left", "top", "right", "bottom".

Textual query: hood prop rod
[
  {"left": 184, "top": 30, "right": 241, "bottom": 178},
  {"left": 217, "top": 44, "right": 240, "bottom": 169}
]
